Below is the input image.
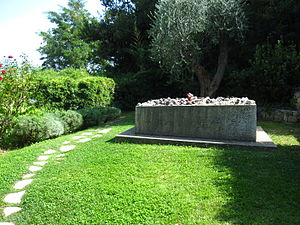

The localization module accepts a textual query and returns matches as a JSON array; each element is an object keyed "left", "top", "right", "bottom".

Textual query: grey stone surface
[
  {"left": 258, "top": 107, "right": 300, "bottom": 123},
  {"left": 81, "top": 132, "right": 93, "bottom": 136},
  {"left": 72, "top": 136, "right": 85, "bottom": 140},
  {"left": 22, "top": 174, "right": 35, "bottom": 179},
  {"left": 13, "top": 179, "right": 33, "bottom": 190},
  {"left": 60, "top": 145, "right": 76, "bottom": 152},
  {"left": 3, "top": 207, "right": 22, "bottom": 217},
  {"left": 44, "top": 149, "right": 56, "bottom": 154},
  {"left": 29, "top": 166, "right": 42, "bottom": 172},
  {"left": 33, "top": 161, "right": 48, "bottom": 166},
  {"left": 93, "top": 134, "right": 103, "bottom": 138},
  {"left": 116, "top": 127, "right": 277, "bottom": 149},
  {"left": 136, "top": 105, "right": 257, "bottom": 142},
  {"left": 37, "top": 156, "right": 49, "bottom": 161},
  {"left": 77, "top": 138, "right": 91, "bottom": 143},
  {"left": 98, "top": 128, "right": 112, "bottom": 134},
  {"left": 4, "top": 191, "right": 26, "bottom": 204}
]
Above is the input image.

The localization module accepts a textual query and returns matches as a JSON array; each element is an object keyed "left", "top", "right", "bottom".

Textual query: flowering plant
[{"left": 0, "top": 55, "right": 35, "bottom": 139}]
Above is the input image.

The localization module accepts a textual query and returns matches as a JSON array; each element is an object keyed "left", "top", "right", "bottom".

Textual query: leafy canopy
[
  {"left": 150, "top": 0, "right": 246, "bottom": 77},
  {"left": 39, "top": 0, "right": 100, "bottom": 70}
]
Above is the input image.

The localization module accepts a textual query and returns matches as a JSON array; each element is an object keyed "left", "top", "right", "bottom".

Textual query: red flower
[
  {"left": 0, "top": 77, "right": 3, "bottom": 81},
  {"left": 0, "top": 63, "right": 2, "bottom": 67},
  {"left": 8, "top": 56, "right": 13, "bottom": 58},
  {"left": 1, "top": 70, "right": 7, "bottom": 74}
]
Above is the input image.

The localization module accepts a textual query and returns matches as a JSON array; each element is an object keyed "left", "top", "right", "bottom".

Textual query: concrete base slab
[{"left": 115, "top": 126, "right": 277, "bottom": 149}]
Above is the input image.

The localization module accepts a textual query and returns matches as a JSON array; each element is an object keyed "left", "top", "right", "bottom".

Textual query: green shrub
[
  {"left": 33, "top": 75, "right": 115, "bottom": 110},
  {"left": 12, "top": 115, "right": 48, "bottom": 145},
  {"left": 0, "top": 55, "right": 36, "bottom": 140},
  {"left": 43, "top": 113, "right": 65, "bottom": 139},
  {"left": 221, "top": 41, "right": 300, "bottom": 106},
  {"left": 77, "top": 106, "right": 121, "bottom": 128},
  {"left": 54, "top": 110, "right": 83, "bottom": 134},
  {"left": 8, "top": 107, "right": 119, "bottom": 147}
]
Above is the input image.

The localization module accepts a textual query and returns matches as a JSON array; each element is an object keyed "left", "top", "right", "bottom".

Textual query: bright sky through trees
[{"left": 0, "top": 0, "right": 102, "bottom": 66}]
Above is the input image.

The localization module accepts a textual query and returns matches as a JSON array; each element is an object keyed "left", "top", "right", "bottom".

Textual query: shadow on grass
[{"left": 214, "top": 148, "right": 300, "bottom": 224}]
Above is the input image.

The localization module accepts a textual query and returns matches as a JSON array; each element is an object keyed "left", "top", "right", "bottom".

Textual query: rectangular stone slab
[
  {"left": 116, "top": 127, "right": 277, "bottom": 149},
  {"left": 135, "top": 105, "right": 257, "bottom": 142}
]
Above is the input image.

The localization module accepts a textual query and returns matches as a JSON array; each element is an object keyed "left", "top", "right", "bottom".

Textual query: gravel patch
[{"left": 137, "top": 96, "right": 255, "bottom": 107}]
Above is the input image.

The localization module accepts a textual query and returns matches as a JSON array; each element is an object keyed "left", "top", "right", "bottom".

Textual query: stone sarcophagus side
[{"left": 135, "top": 105, "right": 257, "bottom": 142}]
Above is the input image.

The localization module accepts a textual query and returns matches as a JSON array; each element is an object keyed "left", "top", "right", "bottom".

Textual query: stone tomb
[
  {"left": 116, "top": 97, "right": 276, "bottom": 149},
  {"left": 135, "top": 105, "right": 256, "bottom": 142}
]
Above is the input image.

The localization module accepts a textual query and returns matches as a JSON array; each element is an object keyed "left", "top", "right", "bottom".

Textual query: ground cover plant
[{"left": 0, "top": 112, "right": 299, "bottom": 224}]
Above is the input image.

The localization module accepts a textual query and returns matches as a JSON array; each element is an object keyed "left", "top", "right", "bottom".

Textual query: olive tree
[{"left": 150, "top": 0, "right": 246, "bottom": 96}]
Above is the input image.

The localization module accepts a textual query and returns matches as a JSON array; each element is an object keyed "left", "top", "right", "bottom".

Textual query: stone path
[{"left": 1, "top": 128, "right": 112, "bottom": 224}]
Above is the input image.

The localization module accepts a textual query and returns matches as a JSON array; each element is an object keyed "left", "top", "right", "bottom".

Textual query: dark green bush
[
  {"left": 77, "top": 106, "right": 121, "bottom": 128},
  {"left": 32, "top": 69, "right": 115, "bottom": 110},
  {"left": 221, "top": 41, "right": 300, "bottom": 106},
  {"left": 54, "top": 110, "right": 83, "bottom": 134}
]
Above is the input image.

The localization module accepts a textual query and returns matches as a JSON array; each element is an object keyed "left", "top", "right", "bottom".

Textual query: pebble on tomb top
[{"left": 137, "top": 96, "right": 256, "bottom": 107}]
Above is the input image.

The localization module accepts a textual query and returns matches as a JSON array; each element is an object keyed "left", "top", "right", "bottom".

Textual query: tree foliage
[
  {"left": 38, "top": 0, "right": 100, "bottom": 70},
  {"left": 150, "top": 0, "right": 247, "bottom": 96}
]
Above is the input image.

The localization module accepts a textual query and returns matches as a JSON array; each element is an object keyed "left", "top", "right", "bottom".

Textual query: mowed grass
[{"left": 0, "top": 113, "right": 299, "bottom": 224}]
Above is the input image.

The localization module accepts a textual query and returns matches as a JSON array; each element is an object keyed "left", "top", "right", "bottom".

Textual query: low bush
[
  {"left": 10, "top": 110, "right": 83, "bottom": 146},
  {"left": 12, "top": 115, "right": 48, "bottom": 146},
  {"left": 43, "top": 113, "right": 65, "bottom": 139},
  {"left": 77, "top": 106, "right": 121, "bottom": 128},
  {"left": 7, "top": 107, "right": 120, "bottom": 147},
  {"left": 55, "top": 110, "right": 83, "bottom": 134}
]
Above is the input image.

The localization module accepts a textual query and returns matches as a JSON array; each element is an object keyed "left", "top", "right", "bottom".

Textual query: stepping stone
[
  {"left": 22, "top": 174, "right": 35, "bottom": 179},
  {"left": 13, "top": 179, "right": 33, "bottom": 190},
  {"left": 3, "top": 207, "right": 22, "bottom": 217},
  {"left": 93, "top": 134, "right": 103, "bottom": 138},
  {"left": 4, "top": 191, "right": 26, "bottom": 204},
  {"left": 33, "top": 161, "right": 48, "bottom": 166},
  {"left": 55, "top": 154, "right": 65, "bottom": 158},
  {"left": 55, "top": 158, "right": 65, "bottom": 161},
  {"left": 60, "top": 145, "right": 76, "bottom": 152},
  {"left": 44, "top": 149, "right": 56, "bottom": 154},
  {"left": 81, "top": 132, "right": 93, "bottom": 136},
  {"left": 37, "top": 155, "right": 49, "bottom": 161},
  {"left": 98, "top": 128, "right": 111, "bottom": 134},
  {"left": 77, "top": 138, "right": 91, "bottom": 143},
  {"left": 29, "top": 166, "right": 42, "bottom": 172},
  {"left": 62, "top": 141, "right": 71, "bottom": 144},
  {"left": 72, "top": 136, "right": 84, "bottom": 140},
  {"left": 0, "top": 222, "right": 15, "bottom": 225}
]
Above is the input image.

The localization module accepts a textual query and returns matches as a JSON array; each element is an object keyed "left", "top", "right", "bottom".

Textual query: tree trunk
[
  {"left": 208, "top": 31, "right": 229, "bottom": 97},
  {"left": 192, "top": 31, "right": 229, "bottom": 97},
  {"left": 193, "top": 63, "right": 211, "bottom": 97}
]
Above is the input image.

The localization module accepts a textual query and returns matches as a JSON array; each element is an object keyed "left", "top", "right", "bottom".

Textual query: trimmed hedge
[{"left": 33, "top": 75, "right": 115, "bottom": 110}]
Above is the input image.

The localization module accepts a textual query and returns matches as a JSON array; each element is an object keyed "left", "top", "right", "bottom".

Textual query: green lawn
[{"left": 0, "top": 112, "right": 299, "bottom": 224}]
